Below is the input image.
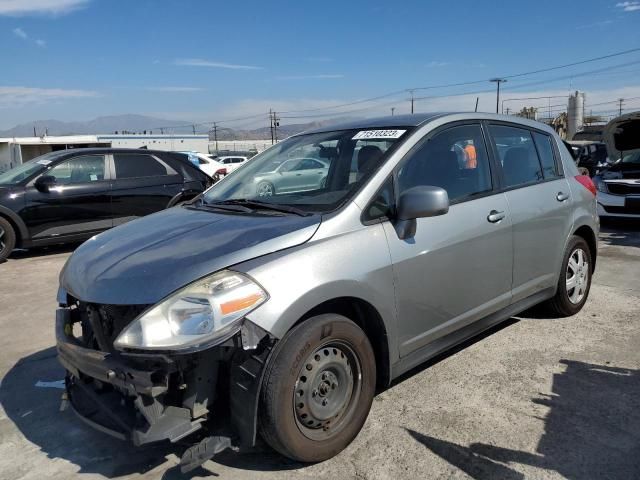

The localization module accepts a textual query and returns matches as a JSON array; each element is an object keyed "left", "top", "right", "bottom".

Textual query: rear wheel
[
  {"left": 545, "top": 236, "right": 592, "bottom": 316},
  {"left": 0, "top": 217, "right": 16, "bottom": 261},
  {"left": 259, "top": 314, "right": 376, "bottom": 462}
]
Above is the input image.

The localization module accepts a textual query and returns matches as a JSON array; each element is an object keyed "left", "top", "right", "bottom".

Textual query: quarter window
[
  {"left": 489, "top": 125, "right": 544, "bottom": 188},
  {"left": 397, "top": 124, "right": 492, "bottom": 203},
  {"left": 113, "top": 154, "right": 175, "bottom": 179},
  {"left": 47, "top": 155, "right": 106, "bottom": 185},
  {"left": 532, "top": 132, "right": 560, "bottom": 179}
]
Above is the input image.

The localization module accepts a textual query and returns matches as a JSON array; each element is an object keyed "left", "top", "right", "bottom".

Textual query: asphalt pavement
[{"left": 0, "top": 219, "right": 638, "bottom": 480}]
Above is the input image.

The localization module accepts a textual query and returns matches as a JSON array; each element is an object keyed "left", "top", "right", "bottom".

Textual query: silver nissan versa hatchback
[{"left": 55, "top": 113, "right": 599, "bottom": 471}]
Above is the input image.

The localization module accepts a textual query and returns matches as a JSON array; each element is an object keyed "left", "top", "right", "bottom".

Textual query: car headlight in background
[
  {"left": 114, "top": 271, "right": 267, "bottom": 351},
  {"left": 593, "top": 177, "right": 608, "bottom": 193}
]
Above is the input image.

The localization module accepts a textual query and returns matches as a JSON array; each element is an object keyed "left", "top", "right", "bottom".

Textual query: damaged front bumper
[{"left": 55, "top": 307, "right": 275, "bottom": 450}]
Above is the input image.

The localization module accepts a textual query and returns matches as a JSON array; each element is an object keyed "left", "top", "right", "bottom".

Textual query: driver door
[
  {"left": 381, "top": 123, "right": 513, "bottom": 357},
  {"left": 23, "top": 154, "right": 112, "bottom": 240}
]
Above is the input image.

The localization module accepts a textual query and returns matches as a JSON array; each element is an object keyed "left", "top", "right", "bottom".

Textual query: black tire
[
  {"left": 0, "top": 217, "right": 16, "bottom": 261},
  {"left": 259, "top": 314, "right": 376, "bottom": 462},
  {"left": 545, "top": 235, "right": 592, "bottom": 316}
]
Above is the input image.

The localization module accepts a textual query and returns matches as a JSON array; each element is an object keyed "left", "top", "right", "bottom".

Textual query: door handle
[
  {"left": 487, "top": 210, "right": 505, "bottom": 223},
  {"left": 556, "top": 192, "right": 569, "bottom": 202}
]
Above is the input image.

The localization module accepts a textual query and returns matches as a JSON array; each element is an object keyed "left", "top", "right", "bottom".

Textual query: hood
[
  {"left": 603, "top": 111, "right": 640, "bottom": 160},
  {"left": 60, "top": 206, "right": 321, "bottom": 305}
]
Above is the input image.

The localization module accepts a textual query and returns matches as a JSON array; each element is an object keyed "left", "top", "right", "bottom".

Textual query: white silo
[{"left": 567, "top": 91, "right": 585, "bottom": 140}]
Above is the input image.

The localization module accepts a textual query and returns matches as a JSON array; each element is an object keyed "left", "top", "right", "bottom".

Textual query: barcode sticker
[{"left": 352, "top": 129, "right": 406, "bottom": 140}]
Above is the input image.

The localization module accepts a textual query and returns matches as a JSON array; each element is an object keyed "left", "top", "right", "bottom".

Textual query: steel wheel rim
[
  {"left": 293, "top": 341, "right": 363, "bottom": 441},
  {"left": 0, "top": 225, "right": 5, "bottom": 252},
  {"left": 566, "top": 248, "right": 589, "bottom": 304},
  {"left": 257, "top": 182, "right": 274, "bottom": 197}
]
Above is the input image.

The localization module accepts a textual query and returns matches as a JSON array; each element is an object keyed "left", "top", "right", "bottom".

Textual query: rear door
[
  {"left": 382, "top": 122, "right": 513, "bottom": 357},
  {"left": 23, "top": 154, "right": 112, "bottom": 239},
  {"left": 486, "top": 123, "right": 574, "bottom": 303},
  {"left": 110, "top": 152, "right": 183, "bottom": 226}
]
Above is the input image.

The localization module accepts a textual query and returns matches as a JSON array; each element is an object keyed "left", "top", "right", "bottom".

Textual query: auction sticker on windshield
[{"left": 352, "top": 129, "right": 406, "bottom": 140}]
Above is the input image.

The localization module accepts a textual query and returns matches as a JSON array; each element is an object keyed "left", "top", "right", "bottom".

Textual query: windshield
[
  {"left": 202, "top": 128, "right": 409, "bottom": 213},
  {"left": 0, "top": 151, "right": 66, "bottom": 185}
]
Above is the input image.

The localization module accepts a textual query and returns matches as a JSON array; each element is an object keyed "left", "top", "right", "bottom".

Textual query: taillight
[
  {"left": 216, "top": 168, "right": 227, "bottom": 175},
  {"left": 575, "top": 175, "right": 597, "bottom": 196}
]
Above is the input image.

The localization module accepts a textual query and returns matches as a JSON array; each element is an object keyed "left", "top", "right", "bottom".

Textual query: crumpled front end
[{"left": 55, "top": 295, "right": 275, "bottom": 450}]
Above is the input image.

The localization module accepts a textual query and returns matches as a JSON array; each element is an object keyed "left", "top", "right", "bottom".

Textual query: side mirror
[
  {"left": 395, "top": 186, "right": 449, "bottom": 239},
  {"left": 35, "top": 175, "right": 57, "bottom": 193}
]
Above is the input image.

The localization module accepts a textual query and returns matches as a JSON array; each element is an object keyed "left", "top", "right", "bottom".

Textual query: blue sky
[{"left": 1, "top": 0, "right": 639, "bottom": 130}]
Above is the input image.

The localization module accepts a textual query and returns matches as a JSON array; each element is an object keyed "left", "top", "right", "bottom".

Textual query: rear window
[
  {"left": 489, "top": 125, "right": 544, "bottom": 188},
  {"left": 114, "top": 154, "right": 176, "bottom": 179}
]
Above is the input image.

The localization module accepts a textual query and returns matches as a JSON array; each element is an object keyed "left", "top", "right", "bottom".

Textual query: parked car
[
  {"left": 216, "top": 155, "right": 250, "bottom": 175},
  {"left": 0, "top": 148, "right": 213, "bottom": 260},
  {"left": 592, "top": 111, "right": 640, "bottom": 219},
  {"left": 177, "top": 151, "right": 224, "bottom": 179},
  {"left": 251, "top": 157, "right": 329, "bottom": 196},
  {"left": 55, "top": 113, "right": 598, "bottom": 472},
  {"left": 575, "top": 142, "right": 610, "bottom": 177}
]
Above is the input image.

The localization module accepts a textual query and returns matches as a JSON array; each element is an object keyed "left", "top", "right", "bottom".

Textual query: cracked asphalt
[{"left": 0, "top": 219, "right": 638, "bottom": 480}]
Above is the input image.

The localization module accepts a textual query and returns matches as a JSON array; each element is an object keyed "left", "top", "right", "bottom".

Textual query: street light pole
[{"left": 490, "top": 78, "right": 507, "bottom": 114}]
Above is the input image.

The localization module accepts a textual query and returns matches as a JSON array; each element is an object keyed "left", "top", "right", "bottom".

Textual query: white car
[
  {"left": 217, "top": 156, "right": 250, "bottom": 175},
  {"left": 179, "top": 152, "right": 225, "bottom": 178}
]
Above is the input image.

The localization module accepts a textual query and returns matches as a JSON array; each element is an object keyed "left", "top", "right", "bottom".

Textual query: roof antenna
[{"left": 474, "top": 97, "right": 479, "bottom": 112}]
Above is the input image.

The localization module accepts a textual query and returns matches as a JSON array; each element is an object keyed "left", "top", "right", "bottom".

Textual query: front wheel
[
  {"left": 256, "top": 181, "right": 275, "bottom": 197},
  {"left": 0, "top": 217, "right": 16, "bottom": 261},
  {"left": 259, "top": 314, "right": 376, "bottom": 462},
  {"left": 545, "top": 235, "right": 592, "bottom": 316}
]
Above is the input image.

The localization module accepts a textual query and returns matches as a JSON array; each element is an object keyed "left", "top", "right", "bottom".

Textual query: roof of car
[
  {"left": 302, "top": 112, "right": 557, "bottom": 135},
  {"left": 51, "top": 147, "right": 183, "bottom": 156}
]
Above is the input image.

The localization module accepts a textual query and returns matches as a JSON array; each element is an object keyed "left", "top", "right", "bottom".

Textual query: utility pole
[
  {"left": 269, "top": 109, "right": 274, "bottom": 145},
  {"left": 212, "top": 122, "right": 219, "bottom": 153},
  {"left": 391, "top": 107, "right": 395, "bottom": 116},
  {"left": 192, "top": 125, "right": 196, "bottom": 135},
  {"left": 33, "top": 126, "right": 37, "bottom": 137},
  {"left": 474, "top": 97, "right": 479, "bottom": 112},
  {"left": 273, "top": 112, "right": 280, "bottom": 142},
  {"left": 506, "top": 108, "right": 510, "bottom": 115},
  {"left": 409, "top": 90, "right": 415, "bottom": 114},
  {"left": 618, "top": 98, "right": 624, "bottom": 116},
  {"left": 160, "top": 127, "right": 164, "bottom": 134},
  {"left": 490, "top": 78, "right": 507, "bottom": 114}
]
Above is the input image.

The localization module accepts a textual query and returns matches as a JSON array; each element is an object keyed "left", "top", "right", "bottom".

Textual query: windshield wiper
[
  {"left": 186, "top": 198, "right": 253, "bottom": 213},
  {"left": 211, "top": 199, "right": 313, "bottom": 216}
]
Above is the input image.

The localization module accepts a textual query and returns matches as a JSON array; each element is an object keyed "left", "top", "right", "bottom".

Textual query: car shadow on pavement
[
  {"left": 599, "top": 218, "right": 640, "bottom": 249},
  {"left": 406, "top": 359, "right": 640, "bottom": 479},
  {"left": 8, "top": 242, "right": 80, "bottom": 260},
  {"left": 0, "top": 346, "right": 304, "bottom": 478}
]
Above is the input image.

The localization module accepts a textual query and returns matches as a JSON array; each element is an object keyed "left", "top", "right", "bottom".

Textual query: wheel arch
[
  {"left": 0, "top": 206, "right": 29, "bottom": 248},
  {"left": 295, "top": 296, "right": 391, "bottom": 390},
  {"left": 573, "top": 224, "right": 597, "bottom": 272}
]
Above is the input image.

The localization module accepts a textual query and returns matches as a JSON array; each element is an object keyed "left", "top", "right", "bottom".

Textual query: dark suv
[{"left": 0, "top": 148, "right": 213, "bottom": 260}]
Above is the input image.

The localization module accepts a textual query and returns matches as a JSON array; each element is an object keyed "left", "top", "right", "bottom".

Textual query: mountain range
[{"left": 0, "top": 114, "right": 350, "bottom": 141}]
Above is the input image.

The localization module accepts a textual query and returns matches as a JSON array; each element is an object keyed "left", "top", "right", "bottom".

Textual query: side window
[
  {"left": 47, "top": 155, "right": 106, "bottom": 185},
  {"left": 532, "top": 132, "right": 560, "bottom": 179},
  {"left": 397, "top": 124, "right": 492, "bottom": 203},
  {"left": 232, "top": 158, "right": 245, "bottom": 164},
  {"left": 113, "top": 154, "right": 175, "bottom": 179},
  {"left": 488, "top": 125, "right": 543, "bottom": 188}
]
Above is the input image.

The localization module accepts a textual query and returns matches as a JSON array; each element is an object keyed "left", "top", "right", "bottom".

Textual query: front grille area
[
  {"left": 75, "top": 301, "right": 150, "bottom": 351},
  {"left": 606, "top": 182, "right": 640, "bottom": 195},
  {"left": 602, "top": 204, "right": 640, "bottom": 215}
]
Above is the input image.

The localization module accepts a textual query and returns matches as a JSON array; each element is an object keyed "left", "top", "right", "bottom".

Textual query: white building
[{"left": 0, "top": 134, "right": 209, "bottom": 173}]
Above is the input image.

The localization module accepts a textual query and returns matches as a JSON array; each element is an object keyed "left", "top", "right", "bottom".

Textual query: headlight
[
  {"left": 593, "top": 177, "right": 607, "bottom": 193},
  {"left": 114, "top": 271, "right": 267, "bottom": 351}
]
